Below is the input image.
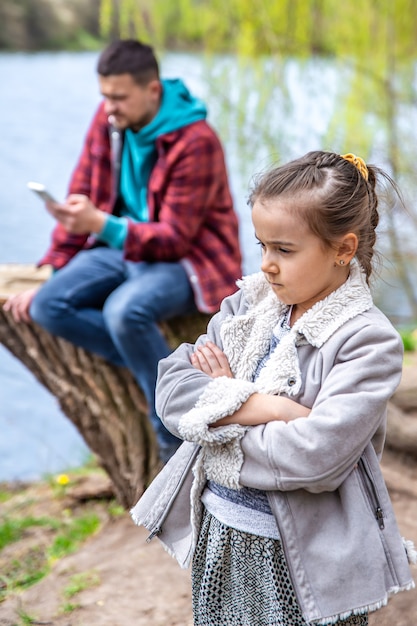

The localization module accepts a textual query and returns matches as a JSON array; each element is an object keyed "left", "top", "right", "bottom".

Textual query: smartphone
[{"left": 27, "top": 181, "right": 57, "bottom": 204}]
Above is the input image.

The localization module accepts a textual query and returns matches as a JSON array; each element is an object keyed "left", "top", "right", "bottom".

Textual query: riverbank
[{"left": 0, "top": 0, "right": 102, "bottom": 51}]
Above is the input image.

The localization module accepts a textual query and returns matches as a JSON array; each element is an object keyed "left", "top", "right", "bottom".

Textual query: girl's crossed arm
[{"left": 191, "top": 341, "right": 310, "bottom": 427}]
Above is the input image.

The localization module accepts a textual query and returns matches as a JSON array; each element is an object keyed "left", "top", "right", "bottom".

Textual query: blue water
[
  {"left": 0, "top": 52, "right": 101, "bottom": 481},
  {"left": 0, "top": 51, "right": 414, "bottom": 482}
]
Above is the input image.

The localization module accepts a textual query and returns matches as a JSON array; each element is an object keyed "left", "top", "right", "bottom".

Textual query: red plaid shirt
[{"left": 38, "top": 102, "right": 242, "bottom": 313}]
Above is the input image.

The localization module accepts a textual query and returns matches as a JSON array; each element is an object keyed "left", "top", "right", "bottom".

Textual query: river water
[{"left": 0, "top": 51, "right": 413, "bottom": 481}]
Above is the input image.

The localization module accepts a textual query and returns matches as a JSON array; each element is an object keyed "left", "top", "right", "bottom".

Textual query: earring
[{"left": 339, "top": 260, "right": 345, "bottom": 266}]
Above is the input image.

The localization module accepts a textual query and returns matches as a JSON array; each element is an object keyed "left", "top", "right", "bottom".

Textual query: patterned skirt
[{"left": 192, "top": 510, "right": 368, "bottom": 626}]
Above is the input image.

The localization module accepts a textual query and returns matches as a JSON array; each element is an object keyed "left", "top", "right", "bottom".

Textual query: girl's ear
[{"left": 335, "top": 233, "right": 358, "bottom": 265}]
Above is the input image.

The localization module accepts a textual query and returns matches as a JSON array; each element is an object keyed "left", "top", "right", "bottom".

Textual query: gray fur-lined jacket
[{"left": 131, "top": 262, "right": 415, "bottom": 625}]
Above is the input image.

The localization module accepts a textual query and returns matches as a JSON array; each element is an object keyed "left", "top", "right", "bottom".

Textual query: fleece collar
[{"left": 221, "top": 261, "right": 373, "bottom": 395}]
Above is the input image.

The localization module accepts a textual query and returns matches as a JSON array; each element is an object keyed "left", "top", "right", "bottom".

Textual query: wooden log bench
[{"left": 0, "top": 264, "right": 210, "bottom": 508}]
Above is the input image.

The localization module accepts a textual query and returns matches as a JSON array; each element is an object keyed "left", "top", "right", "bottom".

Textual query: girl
[{"left": 131, "top": 151, "right": 415, "bottom": 625}]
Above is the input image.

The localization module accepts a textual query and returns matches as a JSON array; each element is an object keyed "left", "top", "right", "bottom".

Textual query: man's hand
[
  {"left": 191, "top": 341, "right": 234, "bottom": 378},
  {"left": 3, "top": 287, "right": 39, "bottom": 323},
  {"left": 46, "top": 194, "right": 106, "bottom": 235}
]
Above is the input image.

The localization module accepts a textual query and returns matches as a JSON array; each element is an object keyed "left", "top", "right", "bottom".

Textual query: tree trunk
[{"left": 0, "top": 264, "right": 210, "bottom": 509}]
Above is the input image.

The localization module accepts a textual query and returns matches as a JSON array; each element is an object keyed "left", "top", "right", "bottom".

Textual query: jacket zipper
[
  {"left": 146, "top": 526, "right": 162, "bottom": 543},
  {"left": 146, "top": 445, "right": 200, "bottom": 543},
  {"left": 358, "top": 457, "right": 385, "bottom": 530}
]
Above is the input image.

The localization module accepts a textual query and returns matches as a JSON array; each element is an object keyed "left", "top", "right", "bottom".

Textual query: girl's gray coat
[{"left": 131, "top": 263, "right": 415, "bottom": 625}]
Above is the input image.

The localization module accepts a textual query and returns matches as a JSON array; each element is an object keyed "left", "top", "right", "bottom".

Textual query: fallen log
[{"left": 0, "top": 264, "right": 210, "bottom": 509}]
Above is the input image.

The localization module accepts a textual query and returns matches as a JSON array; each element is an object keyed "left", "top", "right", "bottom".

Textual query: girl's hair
[{"left": 248, "top": 150, "right": 393, "bottom": 283}]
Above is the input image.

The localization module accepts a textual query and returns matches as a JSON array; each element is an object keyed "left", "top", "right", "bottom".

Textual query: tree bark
[{"left": 0, "top": 264, "right": 210, "bottom": 509}]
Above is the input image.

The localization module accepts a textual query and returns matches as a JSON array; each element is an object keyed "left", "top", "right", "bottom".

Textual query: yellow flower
[{"left": 56, "top": 473, "right": 70, "bottom": 486}]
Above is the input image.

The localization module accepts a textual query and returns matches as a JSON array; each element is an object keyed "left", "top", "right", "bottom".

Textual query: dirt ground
[
  {"left": 0, "top": 450, "right": 416, "bottom": 626},
  {"left": 1, "top": 361, "right": 417, "bottom": 625},
  {"left": 0, "top": 484, "right": 194, "bottom": 626}
]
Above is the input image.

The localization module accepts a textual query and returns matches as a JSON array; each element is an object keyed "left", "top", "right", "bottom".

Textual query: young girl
[{"left": 131, "top": 151, "right": 415, "bottom": 625}]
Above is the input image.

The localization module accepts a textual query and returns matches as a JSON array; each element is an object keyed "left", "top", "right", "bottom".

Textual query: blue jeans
[{"left": 30, "top": 247, "right": 197, "bottom": 462}]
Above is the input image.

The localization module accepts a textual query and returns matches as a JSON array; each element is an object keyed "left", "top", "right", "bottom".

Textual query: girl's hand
[{"left": 190, "top": 341, "right": 234, "bottom": 378}]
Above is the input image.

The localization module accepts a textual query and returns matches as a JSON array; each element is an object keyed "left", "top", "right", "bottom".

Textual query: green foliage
[
  {"left": 103, "top": 0, "right": 417, "bottom": 60},
  {"left": 399, "top": 329, "right": 417, "bottom": 352},
  {"left": 66, "top": 29, "right": 103, "bottom": 51},
  {"left": 100, "top": 0, "right": 115, "bottom": 37}
]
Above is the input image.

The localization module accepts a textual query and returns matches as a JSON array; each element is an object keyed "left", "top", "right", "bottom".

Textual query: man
[{"left": 5, "top": 39, "right": 242, "bottom": 463}]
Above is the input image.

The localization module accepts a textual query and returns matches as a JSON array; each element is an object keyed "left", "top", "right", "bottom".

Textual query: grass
[
  {"left": 0, "top": 516, "right": 60, "bottom": 551},
  {"left": 63, "top": 569, "right": 101, "bottom": 598},
  {"left": 108, "top": 501, "right": 125, "bottom": 517},
  {"left": 0, "top": 489, "right": 11, "bottom": 503},
  {"left": 0, "top": 461, "right": 118, "bottom": 604},
  {"left": 56, "top": 569, "right": 101, "bottom": 614},
  {"left": 400, "top": 331, "right": 417, "bottom": 352},
  {"left": 0, "top": 509, "right": 100, "bottom": 602},
  {"left": 1, "top": 546, "right": 49, "bottom": 602},
  {"left": 399, "top": 326, "right": 417, "bottom": 352},
  {"left": 16, "top": 608, "right": 40, "bottom": 625},
  {"left": 60, "top": 601, "right": 81, "bottom": 613},
  {"left": 48, "top": 512, "right": 100, "bottom": 560}
]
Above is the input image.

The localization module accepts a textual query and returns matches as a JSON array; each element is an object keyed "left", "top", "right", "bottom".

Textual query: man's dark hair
[{"left": 97, "top": 39, "right": 159, "bottom": 85}]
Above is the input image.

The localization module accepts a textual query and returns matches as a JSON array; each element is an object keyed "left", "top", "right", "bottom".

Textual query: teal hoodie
[{"left": 98, "top": 79, "right": 207, "bottom": 249}]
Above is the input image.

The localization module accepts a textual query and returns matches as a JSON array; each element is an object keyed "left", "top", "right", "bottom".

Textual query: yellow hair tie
[{"left": 341, "top": 153, "right": 369, "bottom": 181}]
